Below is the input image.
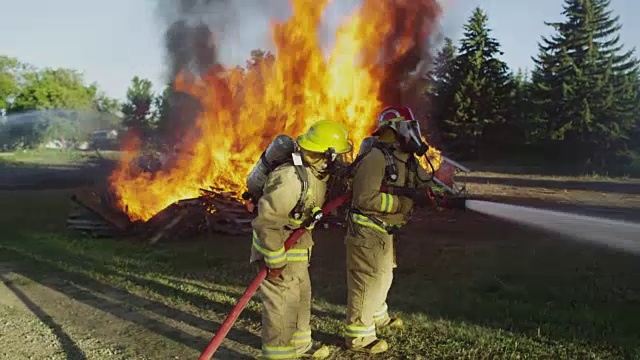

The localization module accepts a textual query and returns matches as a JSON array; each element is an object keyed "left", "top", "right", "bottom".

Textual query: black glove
[
  {"left": 386, "top": 225, "right": 401, "bottom": 235},
  {"left": 445, "top": 197, "right": 467, "bottom": 210},
  {"left": 327, "top": 159, "right": 350, "bottom": 177},
  {"left": 410, "top": 191, "right": 431, "bottom": 207}
]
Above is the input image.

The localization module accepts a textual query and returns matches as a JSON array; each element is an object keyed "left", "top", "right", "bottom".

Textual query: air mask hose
[{"left": 424, "top": 154, "right": 436, "bottom": 182}]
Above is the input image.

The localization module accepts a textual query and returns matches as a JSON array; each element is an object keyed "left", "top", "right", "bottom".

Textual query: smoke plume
[{"left": 153, "top": 0, "right": 445, "bottom": 145}]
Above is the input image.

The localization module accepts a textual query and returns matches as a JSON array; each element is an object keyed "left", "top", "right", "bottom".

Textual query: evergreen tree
[
  {"left": 532, "top": 0, "right": 639, "bottom": 172},
  {"left": 121, "top": 76, "right": 155, "bottom": 134},
  {"left": 443, "top": 7, "right": 511, "bottom": 159},
  {"left": 428, "top": 37, "right": 458, "bottom": 150},
  {"left": 503, "top": 69, "right": 533, "bottom": 152}
]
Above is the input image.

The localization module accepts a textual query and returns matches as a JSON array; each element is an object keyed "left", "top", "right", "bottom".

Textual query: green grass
[
  {"left": 0, "top": 149, "right": 121, "bottom": 167},
  {"left": 465, "top": 160, "right": 640, "bottom": 180},
  {"left": 469, "top": 170, "right": 640, "bottom": 182},
  {"left": 0, "top": 190, "right": 639, "bottom": 359}
]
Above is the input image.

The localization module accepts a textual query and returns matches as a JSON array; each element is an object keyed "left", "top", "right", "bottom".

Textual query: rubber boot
[
  {"left": 348, "top": 339, "right": 389, "bottom": 354},
  {"left": 295, "top": 342, "right": 330, "bottom": 359},
  {"left": 376, "top": 316, "right": 404, "bottom": 330}
]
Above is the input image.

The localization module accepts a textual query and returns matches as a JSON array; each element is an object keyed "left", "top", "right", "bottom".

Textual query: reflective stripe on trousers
[
  {"left": 345, "top": 324, "right": 376, "bottom": 338},
  {"left": 373, "top": 303, "right": 389, "bottom": 322},
  {"left": 261, "top": 345, "right": 294, "bottom": 359},
  {"left": 291, "top": 329, "right": 312, "bottom": 345}
]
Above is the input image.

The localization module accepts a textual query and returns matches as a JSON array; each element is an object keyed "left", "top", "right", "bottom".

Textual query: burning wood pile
[
  {"left": 66, "top": 154, "right": 470, "bottom": 243},
  {"left": 67, "top": 184, "right": 254, "bottom": 243}
]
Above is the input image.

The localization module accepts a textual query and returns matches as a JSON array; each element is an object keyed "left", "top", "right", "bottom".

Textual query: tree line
[{"left": 428, "top": 1, "right": 639, "bottom": 175}]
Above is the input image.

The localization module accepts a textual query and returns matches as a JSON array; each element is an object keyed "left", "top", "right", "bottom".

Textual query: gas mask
[{"left": 396, "top": 119, "right": 429, "bottom": 156}]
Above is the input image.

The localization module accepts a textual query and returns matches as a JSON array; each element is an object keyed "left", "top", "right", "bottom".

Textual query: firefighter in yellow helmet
[
  {"left": 344, "top": 106, "right": 434, "bottom": 354},
  {"left": 250, "top": 120, "right": 352, "bottom": 359}
]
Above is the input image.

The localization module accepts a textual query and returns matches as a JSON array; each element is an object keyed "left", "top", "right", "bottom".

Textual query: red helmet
[
  {"left": 373, "top": 106, "right": 416, "bottom": 135},
  {"left": 373, "top": 106, "right": 428, "bottom": 156}
]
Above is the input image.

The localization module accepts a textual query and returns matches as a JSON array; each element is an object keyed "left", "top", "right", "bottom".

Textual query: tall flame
[{"left": 110, "top": 0, "right": 443, "bottom": 222}]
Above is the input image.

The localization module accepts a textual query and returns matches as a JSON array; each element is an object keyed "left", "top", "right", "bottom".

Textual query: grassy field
[
  {"left": 0, "top": 188, "right": 639, "bottom": 359},
  {"left": 0, "top": 149, "right": 122, "bottom": 167}
]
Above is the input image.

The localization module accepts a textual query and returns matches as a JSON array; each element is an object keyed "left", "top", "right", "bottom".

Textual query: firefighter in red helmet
[{"left": 343, "top": 106, "right": 434, "bottom": 354}]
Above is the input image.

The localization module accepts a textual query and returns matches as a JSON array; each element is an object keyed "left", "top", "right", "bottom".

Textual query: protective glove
[
  {"left": 444, "top": 197, "right": 467, "bottom": 210},
  {"left": 328, "top": 159, "right": 350, "bottom": 177},
  {"left": 266, "top": 266, "right": 285, "bottom": 279},
  {"left": 409, "top": 190, "right": 431, "bottom": 207}
]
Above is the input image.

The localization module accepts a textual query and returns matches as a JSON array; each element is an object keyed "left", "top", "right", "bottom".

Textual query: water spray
[{"left": 465, "top": 199, "right": 640, "bottom": 255}]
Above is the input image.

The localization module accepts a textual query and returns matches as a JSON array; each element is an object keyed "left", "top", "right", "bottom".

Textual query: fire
[{"left": 109, "top": 0, "right": 443, "bottom": 222}]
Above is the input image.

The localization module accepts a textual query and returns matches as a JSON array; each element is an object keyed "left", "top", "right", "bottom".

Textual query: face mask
[{"left": 396, "top": 120, "right": 429, "bottom": 156}]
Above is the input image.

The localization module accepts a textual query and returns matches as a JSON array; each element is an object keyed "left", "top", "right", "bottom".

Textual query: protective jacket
[
  {"left": 250, "top": 163, "right": 328, "bottom": 268},
  {"left": 350, "top": 140, "right": 432, "bottom": 232}
]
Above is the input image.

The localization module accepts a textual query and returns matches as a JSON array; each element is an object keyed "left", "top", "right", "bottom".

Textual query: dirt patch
[
  {"left": 0, "top": 268, "right": 256, "bottom": 359},
  {"left": 467, "top": 177, "right": 640, "bottom": 222}
]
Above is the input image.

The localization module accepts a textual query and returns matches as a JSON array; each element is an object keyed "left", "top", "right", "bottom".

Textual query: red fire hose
[{"left": 198, "top": 193, "right": 352, "bottom": 360}]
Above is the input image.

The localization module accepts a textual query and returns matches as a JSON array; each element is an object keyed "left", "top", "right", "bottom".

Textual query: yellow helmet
[{"left": 296, "top": 120, "right": 352, "bottom": 155}]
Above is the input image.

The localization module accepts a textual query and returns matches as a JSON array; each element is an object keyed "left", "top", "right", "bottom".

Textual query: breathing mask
[{"left": 396, "top": 119, "right": 429, "bottom": 156}]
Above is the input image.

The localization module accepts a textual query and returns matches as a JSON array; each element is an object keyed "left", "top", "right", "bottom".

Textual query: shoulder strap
[
  {"left": 347, "top": 140, "right": 398, "bottom": 183},
  {"left": 406, "top": 155, "right": 418, "bottom": 187},
  {"left": 289, "top": 152, "right": 308, "bottom": 220},
  {"left": 372, "top": 142, "right": 398, "bottom": 183}
]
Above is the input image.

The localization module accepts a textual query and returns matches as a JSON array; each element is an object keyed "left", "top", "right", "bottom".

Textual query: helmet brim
[{"left": 297, "top": 135, "right": 352, "bottom": 154}]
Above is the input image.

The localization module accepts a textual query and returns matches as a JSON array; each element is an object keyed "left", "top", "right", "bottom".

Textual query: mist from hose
[
  {"left": 465, "top": 200, "right": 640, "bottom": 255},
  {"left": 0, "top": 109, "right": 119, "bottom": 150}
]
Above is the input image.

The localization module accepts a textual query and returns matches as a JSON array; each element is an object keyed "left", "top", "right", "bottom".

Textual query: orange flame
[{"left": 109, "top": 0, "right": 443, "bottom": 222}]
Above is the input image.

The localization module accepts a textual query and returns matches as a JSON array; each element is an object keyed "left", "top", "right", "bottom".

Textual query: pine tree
[
  {"left": 504, "top": 69, "right": 532, "bottom": 150},
  {"left": 428, "top": 37, "right": 458, "bottom": 151},
  {"left": 532, "top": 0, "right": 639, "bottom": 172},
  {"left": 443, "top": 7, "right": 511, "bottom": 159}
]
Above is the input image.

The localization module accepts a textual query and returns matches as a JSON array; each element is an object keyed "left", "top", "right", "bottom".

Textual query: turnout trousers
[
  {"left": 258, "top": 246, "right": 314, "bottom": 359},
  {"left": 344, "top": 222, "right": 396, "bottom": 349}
]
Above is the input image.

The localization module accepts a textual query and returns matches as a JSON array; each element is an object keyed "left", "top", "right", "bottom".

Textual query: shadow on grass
[
  {"left": 307, "top": 214, "right": 640, "bottom": 355},
  {"left": 0, "top": 245, "right": 258, "bottom": 360},
  {"left": 0, "top": 270, "right": 87, "bottom": 359},
  {"left": 0, "top": 156, "right": 117, "bottom": 190},
  {"left": 466, "top": 175, "right": 640, "bottom": 195}
]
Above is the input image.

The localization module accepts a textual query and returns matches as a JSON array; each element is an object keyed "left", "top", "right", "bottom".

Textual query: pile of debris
[{"left": 67, "top": 185, "right": 254, "bottom": 243}]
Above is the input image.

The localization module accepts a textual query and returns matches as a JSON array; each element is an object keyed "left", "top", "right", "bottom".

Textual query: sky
[{"left": 1, "top": 0, "right": 638, "bottom": 101}]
